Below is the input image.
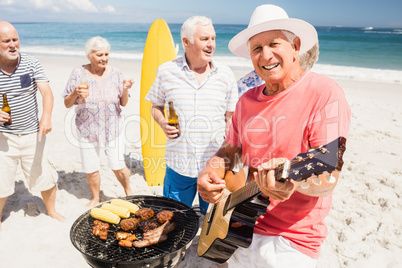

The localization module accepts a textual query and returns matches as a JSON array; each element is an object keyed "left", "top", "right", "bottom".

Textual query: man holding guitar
[{"left": 197, "top": 5, "right": 351, "bottom": 268}]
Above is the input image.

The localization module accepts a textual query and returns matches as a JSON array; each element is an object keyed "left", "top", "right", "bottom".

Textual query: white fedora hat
[{"left": 229, "top": 5, "right": 318, "bottom": 59}]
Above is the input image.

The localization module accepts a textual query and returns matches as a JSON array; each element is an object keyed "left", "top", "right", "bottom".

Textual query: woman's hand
[
  {"left": 120, "top": 79, "right": 134, "bottom": 106},
  {"left": 123, "top": 79, "right": 134, "bottom": 91},
  {"left": 76, "top": 85, "right": 89, "bottom": 99}
]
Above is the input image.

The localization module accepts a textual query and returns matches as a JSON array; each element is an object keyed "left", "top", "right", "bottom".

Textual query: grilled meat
[
  {"left": 93, "top": 220, "right": 110, "bottom": 240},
  {"left": 156, "top": 210, "right": 174, "bottom": 223},
  {"left": 94, "top": 220, "right": 109, "bottom": 228},
  {"left": 143, "top": 221, "right": 175, "bottom": 240},
  {"left": 116, "top": 232, "right": 131, "bottom": 240},
  {"left": 139, "top": 219, "right": 159, "bottom": 233},
  {"left": 118, "top": 239, "right": 133, "bottom": 248},
  {"left": 134, "top": 208, "right": 154, "bottom": 221},
  {"left": 132, "top": 234, "right": 168, "bottom": 248},
  {"left": 120, "top": 217, "right": 141, "bottom": 231},
  {"left": 116, "top": 232, "right": 137, "bottom": 248}
]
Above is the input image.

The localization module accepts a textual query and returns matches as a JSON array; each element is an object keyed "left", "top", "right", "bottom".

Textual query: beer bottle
[
  {"left": 168, "top": 101, "right": 180, "bottom": 138},
  {"left": 2, "top": 93, "right": 12, "bottom": 126}
]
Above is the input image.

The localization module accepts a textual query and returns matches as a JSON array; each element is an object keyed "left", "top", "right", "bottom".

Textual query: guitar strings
[{"left": 230, "top": 148, "right": 329, "bottom": 209}]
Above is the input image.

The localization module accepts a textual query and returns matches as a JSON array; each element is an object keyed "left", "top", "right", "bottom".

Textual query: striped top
[
  {"left": 0, "top": 53, "right": 49, "bottom": 134},
  {"left": 146, "top": 56, "right": 238, "bottom": 177}
]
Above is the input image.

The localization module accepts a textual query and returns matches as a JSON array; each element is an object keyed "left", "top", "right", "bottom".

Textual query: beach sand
[{"left": 0, "top": 55, "right": 401, "bottom": 267}]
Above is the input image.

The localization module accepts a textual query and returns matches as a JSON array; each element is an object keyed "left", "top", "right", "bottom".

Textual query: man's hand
[
  {"left": 151, "top": 105, "right": 179, "bottom": 139},
  {"left": 197, "top": 170, "right": 226, "bottom": 204},
  {"left": 159, "top": 118, "right": 180, "bottom": 139},
  {"left": 0, "top": 110, "right": 11, "bottom": 125},
  {"left": 38, "top": 113, "right": 52, "bottom": 142},
  {"left": 37, "top": 81, "right": 53, "bottom": 142},
  {"left": 253, "top": 158, "right": 296, "bottom": 201}
]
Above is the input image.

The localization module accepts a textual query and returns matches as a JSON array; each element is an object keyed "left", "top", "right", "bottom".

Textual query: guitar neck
[
  {"left": 223, "top": 137, "right": 346, "bottom": 214},
  {"left": 226, "top": 180, "right": 261, "bottom": 212}
]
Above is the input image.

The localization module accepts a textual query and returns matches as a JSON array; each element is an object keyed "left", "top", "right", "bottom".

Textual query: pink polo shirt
[{"left": 226, "top": 71, "right": 351, "bottom": 258}]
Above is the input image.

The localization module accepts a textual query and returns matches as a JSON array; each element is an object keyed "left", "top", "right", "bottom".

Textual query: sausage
[{"left": 132, "top": 234, "right": 168, "bottom": 248}]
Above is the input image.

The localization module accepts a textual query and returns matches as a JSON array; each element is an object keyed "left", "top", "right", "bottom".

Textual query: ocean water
[{"left": 13, "top": 22, "right": 402, "bottom": 83}]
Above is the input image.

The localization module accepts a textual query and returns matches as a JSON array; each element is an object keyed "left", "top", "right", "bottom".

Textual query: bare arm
[
  {"left": 37, "top": 82, "right": 53, "bottom": 142},
  {"left": 224, "top": 111, "right": 233, "bottom": 136},
  {"left": 64, "top": 87, "right": 80, "bottom": 108}
]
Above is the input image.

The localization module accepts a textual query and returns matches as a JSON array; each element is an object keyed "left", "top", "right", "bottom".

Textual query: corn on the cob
[
  {"left": 110, "top": 199, "right": 140, "bottom": 214},
  {"left": 90, "top": 208, "right": 120, "bottom": 224},
  {"left": 101, "top": 203, "right": 130, "bottom": 218}
]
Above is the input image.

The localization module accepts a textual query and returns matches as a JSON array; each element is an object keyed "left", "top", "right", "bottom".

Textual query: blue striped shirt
[
  {"left": 0, "top": 54, "right": 49, "bottom": 134},
  {"left": 146, "top": 56, "right": 238, "bottom": 177}
]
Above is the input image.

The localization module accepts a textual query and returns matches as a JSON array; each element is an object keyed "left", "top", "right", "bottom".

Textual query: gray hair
[
  {"left": 282, "top": 30, "right": 319, "bottom": 71},
  {"left": 281, "top": 30, "right": 296, "bottom": 44},
  {"left": 180, "top": 16, "right": 213, "bottom": 47},
  {"left": 85, "top": 36, "right": 110, "bottom": 57},
  {"left": 299, "top": 43, "right": 319, "bottom": 71}
]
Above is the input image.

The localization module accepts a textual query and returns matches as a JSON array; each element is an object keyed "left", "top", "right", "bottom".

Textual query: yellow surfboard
[{"left": 140, "top": 19, "right": 177, "bottom": 186}]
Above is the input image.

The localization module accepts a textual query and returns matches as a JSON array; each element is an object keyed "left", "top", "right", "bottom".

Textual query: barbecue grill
[{"left": 70, "top": 196, "right": 200, "bottom": 268}]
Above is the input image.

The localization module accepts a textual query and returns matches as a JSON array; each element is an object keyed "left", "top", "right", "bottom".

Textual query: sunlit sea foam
[
  {"left": 214, "top": 56, "right": 402, "bottom": 85},
  {"left": 23, "top": 46, "right": 402, "bottom": 85},
  {"left": 22, "top": 46, "right": 144, "bottom": 60},
  {"left": 311, "top": 64, "right": 402, "bottom": 84}
]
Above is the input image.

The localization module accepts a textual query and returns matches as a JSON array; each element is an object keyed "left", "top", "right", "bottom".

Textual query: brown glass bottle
[
  {"left": 168, "top": 101, "right": 180, "bottom": 138},
  {"left": 2, "top": 93, "right": 12, "bottom": 126}
]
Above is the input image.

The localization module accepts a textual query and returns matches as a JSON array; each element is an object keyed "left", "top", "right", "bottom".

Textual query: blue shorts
[{"left": 163, "top": 166, "right": 209, "bottom": 214}]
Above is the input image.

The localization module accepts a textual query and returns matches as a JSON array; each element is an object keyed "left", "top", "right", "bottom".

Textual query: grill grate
[{"left": 70, "top": 196, "right": 199, "bottom": 267}]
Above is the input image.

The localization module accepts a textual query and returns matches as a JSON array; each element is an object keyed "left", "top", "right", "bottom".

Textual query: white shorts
[
  {"left": 77, "top": 131, "right": 126, "bottom": 173},
  {"left": 228, "top": 234, "right": 318, "bottom": 268},
  {"left": 0, "top": 132, "right": 57, "bottom": 198}
]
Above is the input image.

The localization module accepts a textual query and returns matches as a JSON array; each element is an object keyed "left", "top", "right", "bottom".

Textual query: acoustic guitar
[{"left": 197, "top": 137, "right": 347, "bottom": 263}]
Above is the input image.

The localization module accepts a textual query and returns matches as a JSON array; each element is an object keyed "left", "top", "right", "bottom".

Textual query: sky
[{"left": 0, "top": 0, "right": 401, "bottom": 28}]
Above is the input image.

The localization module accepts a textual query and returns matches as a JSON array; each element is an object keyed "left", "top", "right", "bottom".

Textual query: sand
[{"left": 0, "top": 55, "right": 401, "bottom": 268}]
